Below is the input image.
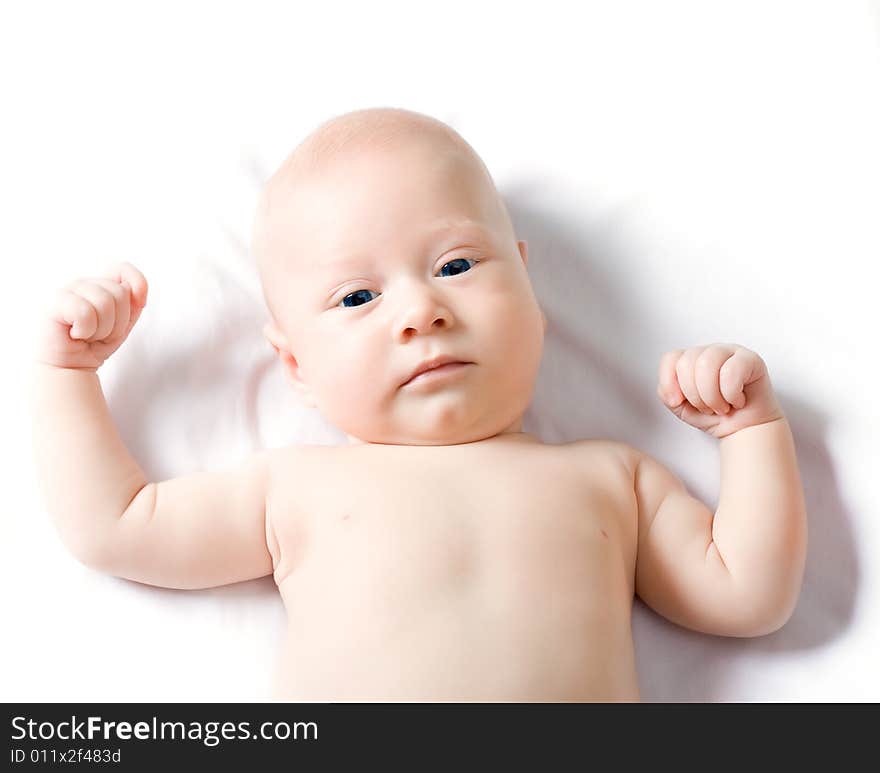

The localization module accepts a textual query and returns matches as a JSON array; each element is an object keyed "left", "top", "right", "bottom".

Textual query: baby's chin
[{"left": 329, "top": 378, "right": 531, "bottom": 446}]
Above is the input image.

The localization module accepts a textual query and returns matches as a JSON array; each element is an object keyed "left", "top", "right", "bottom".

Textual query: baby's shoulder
[
  {"left": 557, "top": 438, "right": 639, "bottom": 477},
  {"left": 532, "top": 439, "right": 636, "bottom": 505}
]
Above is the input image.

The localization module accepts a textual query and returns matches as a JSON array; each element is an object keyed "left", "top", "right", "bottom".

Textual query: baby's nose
[{"left": 395, "top": 289, "right": 454, "bottom": 339}]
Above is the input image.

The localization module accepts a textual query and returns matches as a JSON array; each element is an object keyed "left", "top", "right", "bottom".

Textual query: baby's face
[{"left": 261, "top": 140, "right": 545, "bottom": 445}]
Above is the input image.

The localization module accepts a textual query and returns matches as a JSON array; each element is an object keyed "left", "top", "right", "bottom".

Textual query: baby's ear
[
  {"left": 518, "top": 240, "right": 529, "bottom": 266},
  {"left": 262, "top": 321, "right": 287, "bottom": 353},
  {"left": 263, "top": 322, "right": 280, "bottom": 353},
  {"left": 262, "top": 321, "right": 317, "bottom": 408}
]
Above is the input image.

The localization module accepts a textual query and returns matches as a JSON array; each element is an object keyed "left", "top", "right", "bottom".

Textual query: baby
[{"left": 31, "top": 107, "right": 807, "bottom": 701}]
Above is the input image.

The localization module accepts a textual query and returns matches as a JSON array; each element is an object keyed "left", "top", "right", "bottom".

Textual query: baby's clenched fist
[
  {"left": 657, "top": 343, "right": 786, "bottom": 439},
  {"left": 36, "top": 262, "right": 148, "bottom": 371}
]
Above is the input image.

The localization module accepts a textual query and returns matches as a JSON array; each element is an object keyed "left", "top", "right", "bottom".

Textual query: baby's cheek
[
  {"left": 491, "top": 288, "right": 540, "bottom": 339},
  {"left": 492, "top": 295, "right": 544, "bottom": 380},
  {"left": 323, "top": 349, "right": 382, "bottom": 408}
]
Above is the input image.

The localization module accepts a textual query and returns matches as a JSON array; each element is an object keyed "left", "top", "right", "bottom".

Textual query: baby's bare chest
[{"left": 267, "top": 442, "right": 637, "bottom": 615}]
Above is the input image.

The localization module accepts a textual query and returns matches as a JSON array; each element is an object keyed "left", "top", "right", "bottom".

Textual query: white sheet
[{"left": 3, "top": 0, "right": 878, "bottom": 701}]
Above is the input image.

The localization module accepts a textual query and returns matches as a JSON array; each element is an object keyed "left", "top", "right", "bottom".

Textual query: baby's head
[{"left": 253, "top": 107, "right": 545, "bottom": 446}]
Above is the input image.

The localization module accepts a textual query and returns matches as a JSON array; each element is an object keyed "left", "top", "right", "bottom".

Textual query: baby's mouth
[{"left": 401, "top": 361, "right": 474, "bottom": 388}]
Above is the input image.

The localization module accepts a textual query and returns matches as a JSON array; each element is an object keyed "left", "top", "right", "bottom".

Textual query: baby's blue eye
[
  {"left": 340, "top": 289, "right": 378, "bottom": 308},
  {"left": 337, "top": 258, "right": 477, "bottom": 308},
  {"left": 438, "top": 257, "right": 476, "bottom": 277}
]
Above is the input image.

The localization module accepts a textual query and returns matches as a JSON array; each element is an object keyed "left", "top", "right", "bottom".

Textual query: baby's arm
[
  {"left": 628, "top": 345, "right": 807, "bottom": 637},
  {"left": 31, "top": 263, "right": 273, "bottom": 590}
]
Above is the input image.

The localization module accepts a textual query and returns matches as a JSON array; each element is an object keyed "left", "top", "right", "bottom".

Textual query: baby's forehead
[
  {"left": 255, "top": 136, "right": 507, "bottom": 284},
  {"left": 262, "top": 166, "right": 495, "bottom": 258},
  {"left": 276, "top": 123, "right": 461, "bottom": 197},
  {"left": 273, "top": 216, "right": 495, "bottom": 274}
]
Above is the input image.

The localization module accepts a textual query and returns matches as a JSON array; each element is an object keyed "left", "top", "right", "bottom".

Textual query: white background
[{"left": 1, "top": 0, "right": 878, "bottom": 700}]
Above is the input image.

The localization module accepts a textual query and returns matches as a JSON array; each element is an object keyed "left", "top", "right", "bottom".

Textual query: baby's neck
[{"left": 345, "top": 421, "right": 530, "bottom": 447}]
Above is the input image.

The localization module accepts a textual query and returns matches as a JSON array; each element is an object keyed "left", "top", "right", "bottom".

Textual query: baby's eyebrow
[{"left": 317, "top": 220, "right": 491, "bottom": 273}]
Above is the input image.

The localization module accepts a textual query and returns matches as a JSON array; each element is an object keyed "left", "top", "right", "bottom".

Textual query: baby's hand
[
  {"left": 36, "top": 262, "right": 148, "bottom": 371},
  {"left": 657, "top": 344, "right": 785, "bottom": 438}
]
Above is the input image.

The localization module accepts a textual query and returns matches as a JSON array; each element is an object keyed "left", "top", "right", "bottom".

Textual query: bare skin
[
  {"left": 266, "top": 435, "right": 639, "bottom": 701},
  {"left": 30, "top": 108, "right": 807, "bottom": 701},
  {"left": 29, "top": 287, "right": 805, "bottom": 702}
]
